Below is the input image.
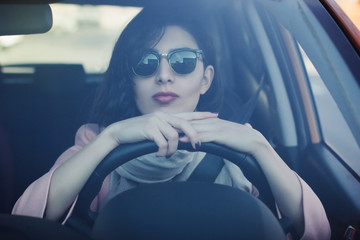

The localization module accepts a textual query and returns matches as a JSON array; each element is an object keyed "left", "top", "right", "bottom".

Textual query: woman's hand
[
  {"left": 105, "top": 111, "right": 218, "bottom": 157},
  {"left": 179, "top": 117, "right": 265, "bottom": 156}
]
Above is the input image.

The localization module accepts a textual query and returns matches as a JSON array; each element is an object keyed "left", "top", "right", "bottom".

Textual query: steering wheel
[{"left": 66, "top": 141, "right": 278, "bottom": 237}]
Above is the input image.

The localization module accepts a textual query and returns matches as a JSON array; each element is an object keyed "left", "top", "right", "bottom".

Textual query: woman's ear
[{"left": 200, "top": 65, "right": 214, "bottom": 95}]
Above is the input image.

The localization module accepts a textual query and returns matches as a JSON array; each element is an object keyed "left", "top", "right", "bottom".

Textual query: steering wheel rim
[{"left": 67, "top": 141, "right": 276, "bottom": 233}]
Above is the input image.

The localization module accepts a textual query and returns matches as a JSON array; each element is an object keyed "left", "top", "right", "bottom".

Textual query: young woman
[{"left": 12, "top": 5, "right": 330, "bottom": 239}]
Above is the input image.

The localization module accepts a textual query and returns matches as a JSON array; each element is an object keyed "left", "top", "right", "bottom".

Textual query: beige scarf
[{"left": 115, "top": 150, "right": 204, "bottom": 183}]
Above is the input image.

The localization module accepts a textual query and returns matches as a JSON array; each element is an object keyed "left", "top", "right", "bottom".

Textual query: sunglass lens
[
  {"left": 170, "top": 51, "right": 197, "bottom": 74},
  {"left": 134, "top": 53, "right": 158, "bottom": 76}
]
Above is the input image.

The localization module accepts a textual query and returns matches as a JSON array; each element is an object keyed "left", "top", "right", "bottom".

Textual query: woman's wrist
[
  {"left": 246, "top": 129, "right": 272, "bottom": 159},
  {"left": 97, "top": 123, "right": 123, "bottom": 150}
]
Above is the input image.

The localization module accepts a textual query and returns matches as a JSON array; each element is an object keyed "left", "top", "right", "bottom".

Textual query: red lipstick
[{"left": 152, "top": 91, "right": 179, "bottom": 104}]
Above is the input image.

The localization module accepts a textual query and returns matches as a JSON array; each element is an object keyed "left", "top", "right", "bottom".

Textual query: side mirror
[{"left": 0, "top": 4, "right": 53, "bottom": 35}]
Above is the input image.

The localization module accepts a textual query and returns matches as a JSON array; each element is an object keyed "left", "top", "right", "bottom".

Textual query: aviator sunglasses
[{"left": 132, "top": 48, "right": 203, "bottom": 77}]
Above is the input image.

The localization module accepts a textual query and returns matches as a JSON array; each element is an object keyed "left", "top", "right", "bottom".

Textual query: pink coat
[{"left": 12, "top": 124, "right": 331, "bottom": 239}]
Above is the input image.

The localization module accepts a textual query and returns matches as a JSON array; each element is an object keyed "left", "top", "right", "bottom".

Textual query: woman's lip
[{"left": 152, "top": 92, "right": 179, "bottom": 104}]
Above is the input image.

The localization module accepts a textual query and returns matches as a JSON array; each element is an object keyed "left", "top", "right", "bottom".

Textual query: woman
[{"left": 12, "top": 5, "right": 330, "bottom": 239}]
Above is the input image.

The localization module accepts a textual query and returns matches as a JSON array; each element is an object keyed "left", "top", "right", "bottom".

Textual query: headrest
[{"left": 34, "top": 64, "right": 86, "bottom": 94}]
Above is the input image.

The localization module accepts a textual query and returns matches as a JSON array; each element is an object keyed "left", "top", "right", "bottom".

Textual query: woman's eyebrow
[
  {"left": 169, "top": 47, "right": 197, "bottom": 52},
  {"left": 152, "top": 47, "right": 197, "bottom": 54}
]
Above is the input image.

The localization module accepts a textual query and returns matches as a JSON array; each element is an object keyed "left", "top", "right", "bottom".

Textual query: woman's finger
[
  {"left": 187, "top": 118, "right": 221, "bottom": 132},
  {"left": 175, "top": 111, "right": 218, "bottom": 121},
  {"left": 156, "top": 119, "right": 179, "bottom": 156},
  {"left": 164, "top": 116, "right": 201, "bottom": 150},
  {"left": 179, "top": 131, "right": 216, "bottom": 144},
  {"left": 149, "top": 128, "right": 169, "bottom": 157}
]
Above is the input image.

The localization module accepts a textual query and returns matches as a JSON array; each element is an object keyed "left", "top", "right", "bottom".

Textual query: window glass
[
  {"left": 0, "top": 4, "right": 141, "bottom": 73},
  {"left": 299, "top": 46, "right": 360, "bottom": 173}
]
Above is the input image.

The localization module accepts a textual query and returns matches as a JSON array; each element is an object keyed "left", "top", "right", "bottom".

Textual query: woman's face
[{"left": 132, "top": 26, "right": 214, "bottom": 115}]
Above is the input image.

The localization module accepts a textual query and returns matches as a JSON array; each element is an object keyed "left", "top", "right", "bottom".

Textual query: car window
[
  {"left": 256, "top": 0, "right": 360, "bottom": 173},
  {"left": 299, "top": 46, "right": 360, "bottom": 174},
  {"left": 0, "top": 4, "right": 141, "bottom": 74}
]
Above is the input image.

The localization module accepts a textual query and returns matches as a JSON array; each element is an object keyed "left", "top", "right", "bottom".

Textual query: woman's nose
[{"left": 156, "top": 57, "right": 174, "bottom": 84}]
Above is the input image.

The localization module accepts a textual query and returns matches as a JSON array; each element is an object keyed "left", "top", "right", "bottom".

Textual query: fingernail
[{"left": 195, "top": 141, "right": 201, "bottom": 150}]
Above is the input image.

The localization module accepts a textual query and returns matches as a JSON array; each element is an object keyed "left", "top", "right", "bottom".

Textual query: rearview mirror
[{"left": 0, "top": 4, "right": 53, "bottom": 35}]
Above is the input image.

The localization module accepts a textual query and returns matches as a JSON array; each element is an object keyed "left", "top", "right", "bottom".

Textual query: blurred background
[
  {"left": 336, "top": 0, "right": 360, "bottom": 29},
  {"left": 0, "top": 5, "right": 141, "bottom": 74}
]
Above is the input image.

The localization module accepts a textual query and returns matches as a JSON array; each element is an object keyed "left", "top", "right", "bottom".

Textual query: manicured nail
[{"left": 195, "top": 141, "right": 201, "bottom": 150}]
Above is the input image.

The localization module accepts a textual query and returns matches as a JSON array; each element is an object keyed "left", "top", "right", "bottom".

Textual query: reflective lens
[
  {"left": 132, "top": 49, "right": 202, "bottom": 77},
  {"left": 133, "top": 53, "right": 159, "bottom": 76},
  {"left": 169, "top": 50, "right": 198, "bottom": 74}
]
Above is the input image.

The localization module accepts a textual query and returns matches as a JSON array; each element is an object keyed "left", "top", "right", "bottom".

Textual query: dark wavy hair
[{"left": 90, "top": 4, "right": 224, "bottom": 127}]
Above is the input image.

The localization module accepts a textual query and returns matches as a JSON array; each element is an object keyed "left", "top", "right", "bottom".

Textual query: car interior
[{"left": 0, "top": 0, "right": 359, "bottom": 239}]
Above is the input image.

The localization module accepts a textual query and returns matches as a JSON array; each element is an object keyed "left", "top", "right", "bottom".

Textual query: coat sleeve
[
  {"left": 11, "top": 124, "right": 107, "bottom": 221},
  {"left": 297, "top": 174, "right": 331, "bottom": 240}
]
